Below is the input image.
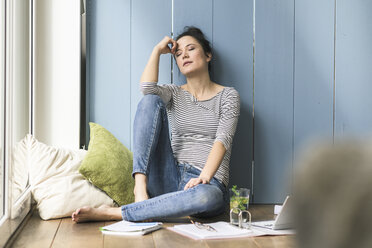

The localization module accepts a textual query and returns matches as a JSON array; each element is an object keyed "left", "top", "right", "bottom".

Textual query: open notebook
[
  {"left": 100, "top": 221, "right": 163, "bottom": 236},
  {"left": 252, "top": 195, "right": 293, "bottom": 230},
  {"left": 168, "top": 221, "right": 256, "bottom": 240}
]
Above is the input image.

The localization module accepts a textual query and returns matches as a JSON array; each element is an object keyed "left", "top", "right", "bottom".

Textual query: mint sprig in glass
[{"left": 230, "top": 185, "right": 250, "bottom": 214}]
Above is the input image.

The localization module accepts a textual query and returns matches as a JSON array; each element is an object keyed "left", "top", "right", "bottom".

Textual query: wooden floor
[{"left": 10, "top": 205, "right": 296, "bottom": 248}]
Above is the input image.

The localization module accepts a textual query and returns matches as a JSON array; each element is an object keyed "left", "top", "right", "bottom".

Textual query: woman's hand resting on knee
[{"left": 184, "top": 177, "right": 210, "bottom": 190}]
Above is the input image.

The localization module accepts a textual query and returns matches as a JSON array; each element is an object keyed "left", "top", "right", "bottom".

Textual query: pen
[{"left": 189, "top": 218, "right": 217, "bottom": 232}]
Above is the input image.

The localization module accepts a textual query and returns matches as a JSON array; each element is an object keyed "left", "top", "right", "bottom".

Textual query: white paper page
[
  {"left": 274, "top": 205, "right": 283, "bottom": 215},
  {"left": 251, "top": 226, "right": 295, "bottom": 235},
  {"left": 101, "top": 220, "right": 162, "bottom": 232},
  {"left": 170, "top": 221, "right": 261, "bottom": 240}
]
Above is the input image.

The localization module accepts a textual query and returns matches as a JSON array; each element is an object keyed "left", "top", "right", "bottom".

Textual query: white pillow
[{"left": 23, "top": 134, "right": 115, "bottom": 220}]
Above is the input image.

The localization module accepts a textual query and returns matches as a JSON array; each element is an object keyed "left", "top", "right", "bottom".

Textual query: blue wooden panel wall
[
  {"left": 130, "top": 0, "right": 172, "bottom": 148},
  {"left": 294, "top": 0, "right": 334, "bottom": 165},
  {"left": 254, "top": 0, "right": 295, "bottom": 203},
  {"left": 87, "top": 0, "right": 372, "bottom": 203},
  {"left": 87, "top": 0, "right": 131, "bottom": 148},
  {"left": 173, "top": 0, "right": 213, "bottom": 86},
  {"left": 335, "top": 0, "right": 372, "bottom": 138},
  {"left": 212, "top": 0, "right": 254, "bottom": 193}
]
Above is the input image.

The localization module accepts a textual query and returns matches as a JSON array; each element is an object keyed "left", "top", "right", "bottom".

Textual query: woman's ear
[{"left": 206, "top": 52, "right": 212, "bottom": 62}]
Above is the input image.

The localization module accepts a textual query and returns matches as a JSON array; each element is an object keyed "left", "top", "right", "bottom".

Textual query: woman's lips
[{"left": 183, "top": 61, "right": 192, "bottom": 66}]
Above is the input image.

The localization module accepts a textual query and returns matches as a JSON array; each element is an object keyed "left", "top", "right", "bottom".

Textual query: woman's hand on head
[
  {"left": 155, "top": 36, "right": 177, "bottom": 55},
  {"left": 184, "top": 177, "right": 210, "bottom": 190}
]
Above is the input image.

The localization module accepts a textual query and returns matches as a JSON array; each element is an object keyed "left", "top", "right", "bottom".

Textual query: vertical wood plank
[
  {"left": 52, "top": 218, "right": 104, "bottom": 248},
  {"left": 173, "top": 0, "right": 213, "bottom": 85},
  {"left": 254, "top": 0, "right": 295, "bottom": 203},
  {"left": 213, "top": 0, "right": 254, "bottom": 190},
  {"left": 130, "top": 0, "right": 172, "bottom": 148},
  {"left": 294, "top": 1, "right": 335, "bottom": 164},
  {"left": 335, "top": 0, "right": 372, "bottom": 138},
  {"left": 88, "top": 0, "right": 131, "bottom": 148}
]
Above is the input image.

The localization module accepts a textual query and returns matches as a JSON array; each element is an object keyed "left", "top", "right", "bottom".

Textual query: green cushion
[{"left": 79, "top": 122, "right": 134, "bottom": 206}]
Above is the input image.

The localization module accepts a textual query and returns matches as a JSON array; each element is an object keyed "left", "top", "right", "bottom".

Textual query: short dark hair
[
  {"left": 175, "top": 26, "right": 212, "bottom": 70},
  {"left": 176, "top": 26, "right": 212, "bottom": 56}
]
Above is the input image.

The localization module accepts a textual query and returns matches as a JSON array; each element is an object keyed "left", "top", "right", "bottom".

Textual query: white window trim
[{"left": 0, "top": 0, "right": 33, "bottom": 246}]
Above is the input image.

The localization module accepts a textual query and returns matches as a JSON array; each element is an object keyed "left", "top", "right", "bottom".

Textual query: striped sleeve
[
  {"left": 214, "top": 88, "right": 240, "bottom": 150},
  {"left": 140, "top": 82, "right": 172, "bottom": 104}
]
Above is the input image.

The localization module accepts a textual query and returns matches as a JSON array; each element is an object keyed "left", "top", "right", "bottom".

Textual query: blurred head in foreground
[{"left": 293, "top": 140, "right": 372, "bottom": 248}]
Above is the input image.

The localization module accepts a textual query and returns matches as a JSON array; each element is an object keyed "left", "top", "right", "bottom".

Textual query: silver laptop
[{"left": 252, "top": 196, "right": 293, "bottom": 230}]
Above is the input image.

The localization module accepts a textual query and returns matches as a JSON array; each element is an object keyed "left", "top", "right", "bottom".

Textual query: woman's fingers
[
  {"left": 184, "top": 179, "right": 195, "bottom": 190},
  {"left": 164, "top": 37, "right": 177, "bottom": 55},
  {"left": 199, "top": 178, "right": 208, "bottom": 184},
  {"left": 184, "top": 178, "right": 207, "bottom": 190},
  {"left": 170, "top": 39, "right": 177, "bottom": 54},
  {"left": 156, "top": 36, "right": 177, "bottom": 55},
  {"left": 164, "top": 45, "right": 171, "bottom": 54}
]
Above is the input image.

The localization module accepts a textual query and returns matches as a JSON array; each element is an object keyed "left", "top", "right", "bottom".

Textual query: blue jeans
[{"left": 121, "top": 95, "right": 229, "bottom": 221}]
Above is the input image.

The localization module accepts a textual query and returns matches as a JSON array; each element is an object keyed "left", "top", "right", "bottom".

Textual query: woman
[{"left": 72, "top": 27, "right": 240, "bottom": 222}]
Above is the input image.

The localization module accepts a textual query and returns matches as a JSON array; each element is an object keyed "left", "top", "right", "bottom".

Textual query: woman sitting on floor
[{"left": 72, "top": 26, "right": 240, "bottom": 222}]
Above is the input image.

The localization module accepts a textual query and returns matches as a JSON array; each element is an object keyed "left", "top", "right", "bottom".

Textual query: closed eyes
[{"left": 175, "top": 46, "right": 195, "bottom": 57}]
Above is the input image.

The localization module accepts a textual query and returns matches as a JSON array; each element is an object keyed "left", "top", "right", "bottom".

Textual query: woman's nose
[{"left": 183, "top": 51, "right": 189, "bottom": 59}]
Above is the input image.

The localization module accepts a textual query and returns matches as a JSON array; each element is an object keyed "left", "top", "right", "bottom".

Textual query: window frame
[
  {"left": 0, "top": 0, "right": 33, "bottom": 246},
  {"left": 0, "top": 0, "right": 5, "bottom": 224}
]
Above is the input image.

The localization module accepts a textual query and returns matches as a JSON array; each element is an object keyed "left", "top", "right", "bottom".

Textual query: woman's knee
[
  {"left": 189, "top": 184, "right": 225, "bottom": 218},
  {"left": 193, "top": 185, "right": 224, "bottom": 210},
  {"left": 135, "top": 95, "right": 168, "bottom": 126},
  {"left": 138, "top": 94, "right": 164, "bottom": 110}
]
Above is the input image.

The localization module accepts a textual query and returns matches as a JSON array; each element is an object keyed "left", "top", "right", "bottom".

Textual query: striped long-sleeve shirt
[{"left": 141, "top": 82, "right": 240, "bottom": 186}]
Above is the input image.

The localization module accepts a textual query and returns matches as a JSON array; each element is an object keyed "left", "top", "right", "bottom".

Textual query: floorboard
[
  {"left": 103, "top": 221, "right": 155, "bottom": 248},
  {"left": 104, "top": 234, "right": 155, "bottom": 248},
  {"left": 205, "top": 238, "right": 260, "bottom": 248},
  {"left": 11, "top": 205, "right": 295, "bottom": 248},
  {"left": 51, "top": 218, "right": 104, "bottom": 248},
  {"left": 10, "top": 211, "right": 61, "bottom": 248},
  {"left": 253, "top": 236, "right": 296, "bottom": 248},
  {"left": 152, "top": 227, "right": 208, "bottom": 248}
]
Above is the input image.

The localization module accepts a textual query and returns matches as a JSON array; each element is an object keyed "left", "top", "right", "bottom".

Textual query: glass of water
[{"left": 230, "top": 187, "right": 250, "bottom": 225}]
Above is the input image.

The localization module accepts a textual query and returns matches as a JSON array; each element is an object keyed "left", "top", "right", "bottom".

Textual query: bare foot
[
  {"left": 71, "top": 205, "right": 122, "bottom": 223},
  {"left": 134, "top": 186, "right": 149, "bottom": 202}
]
